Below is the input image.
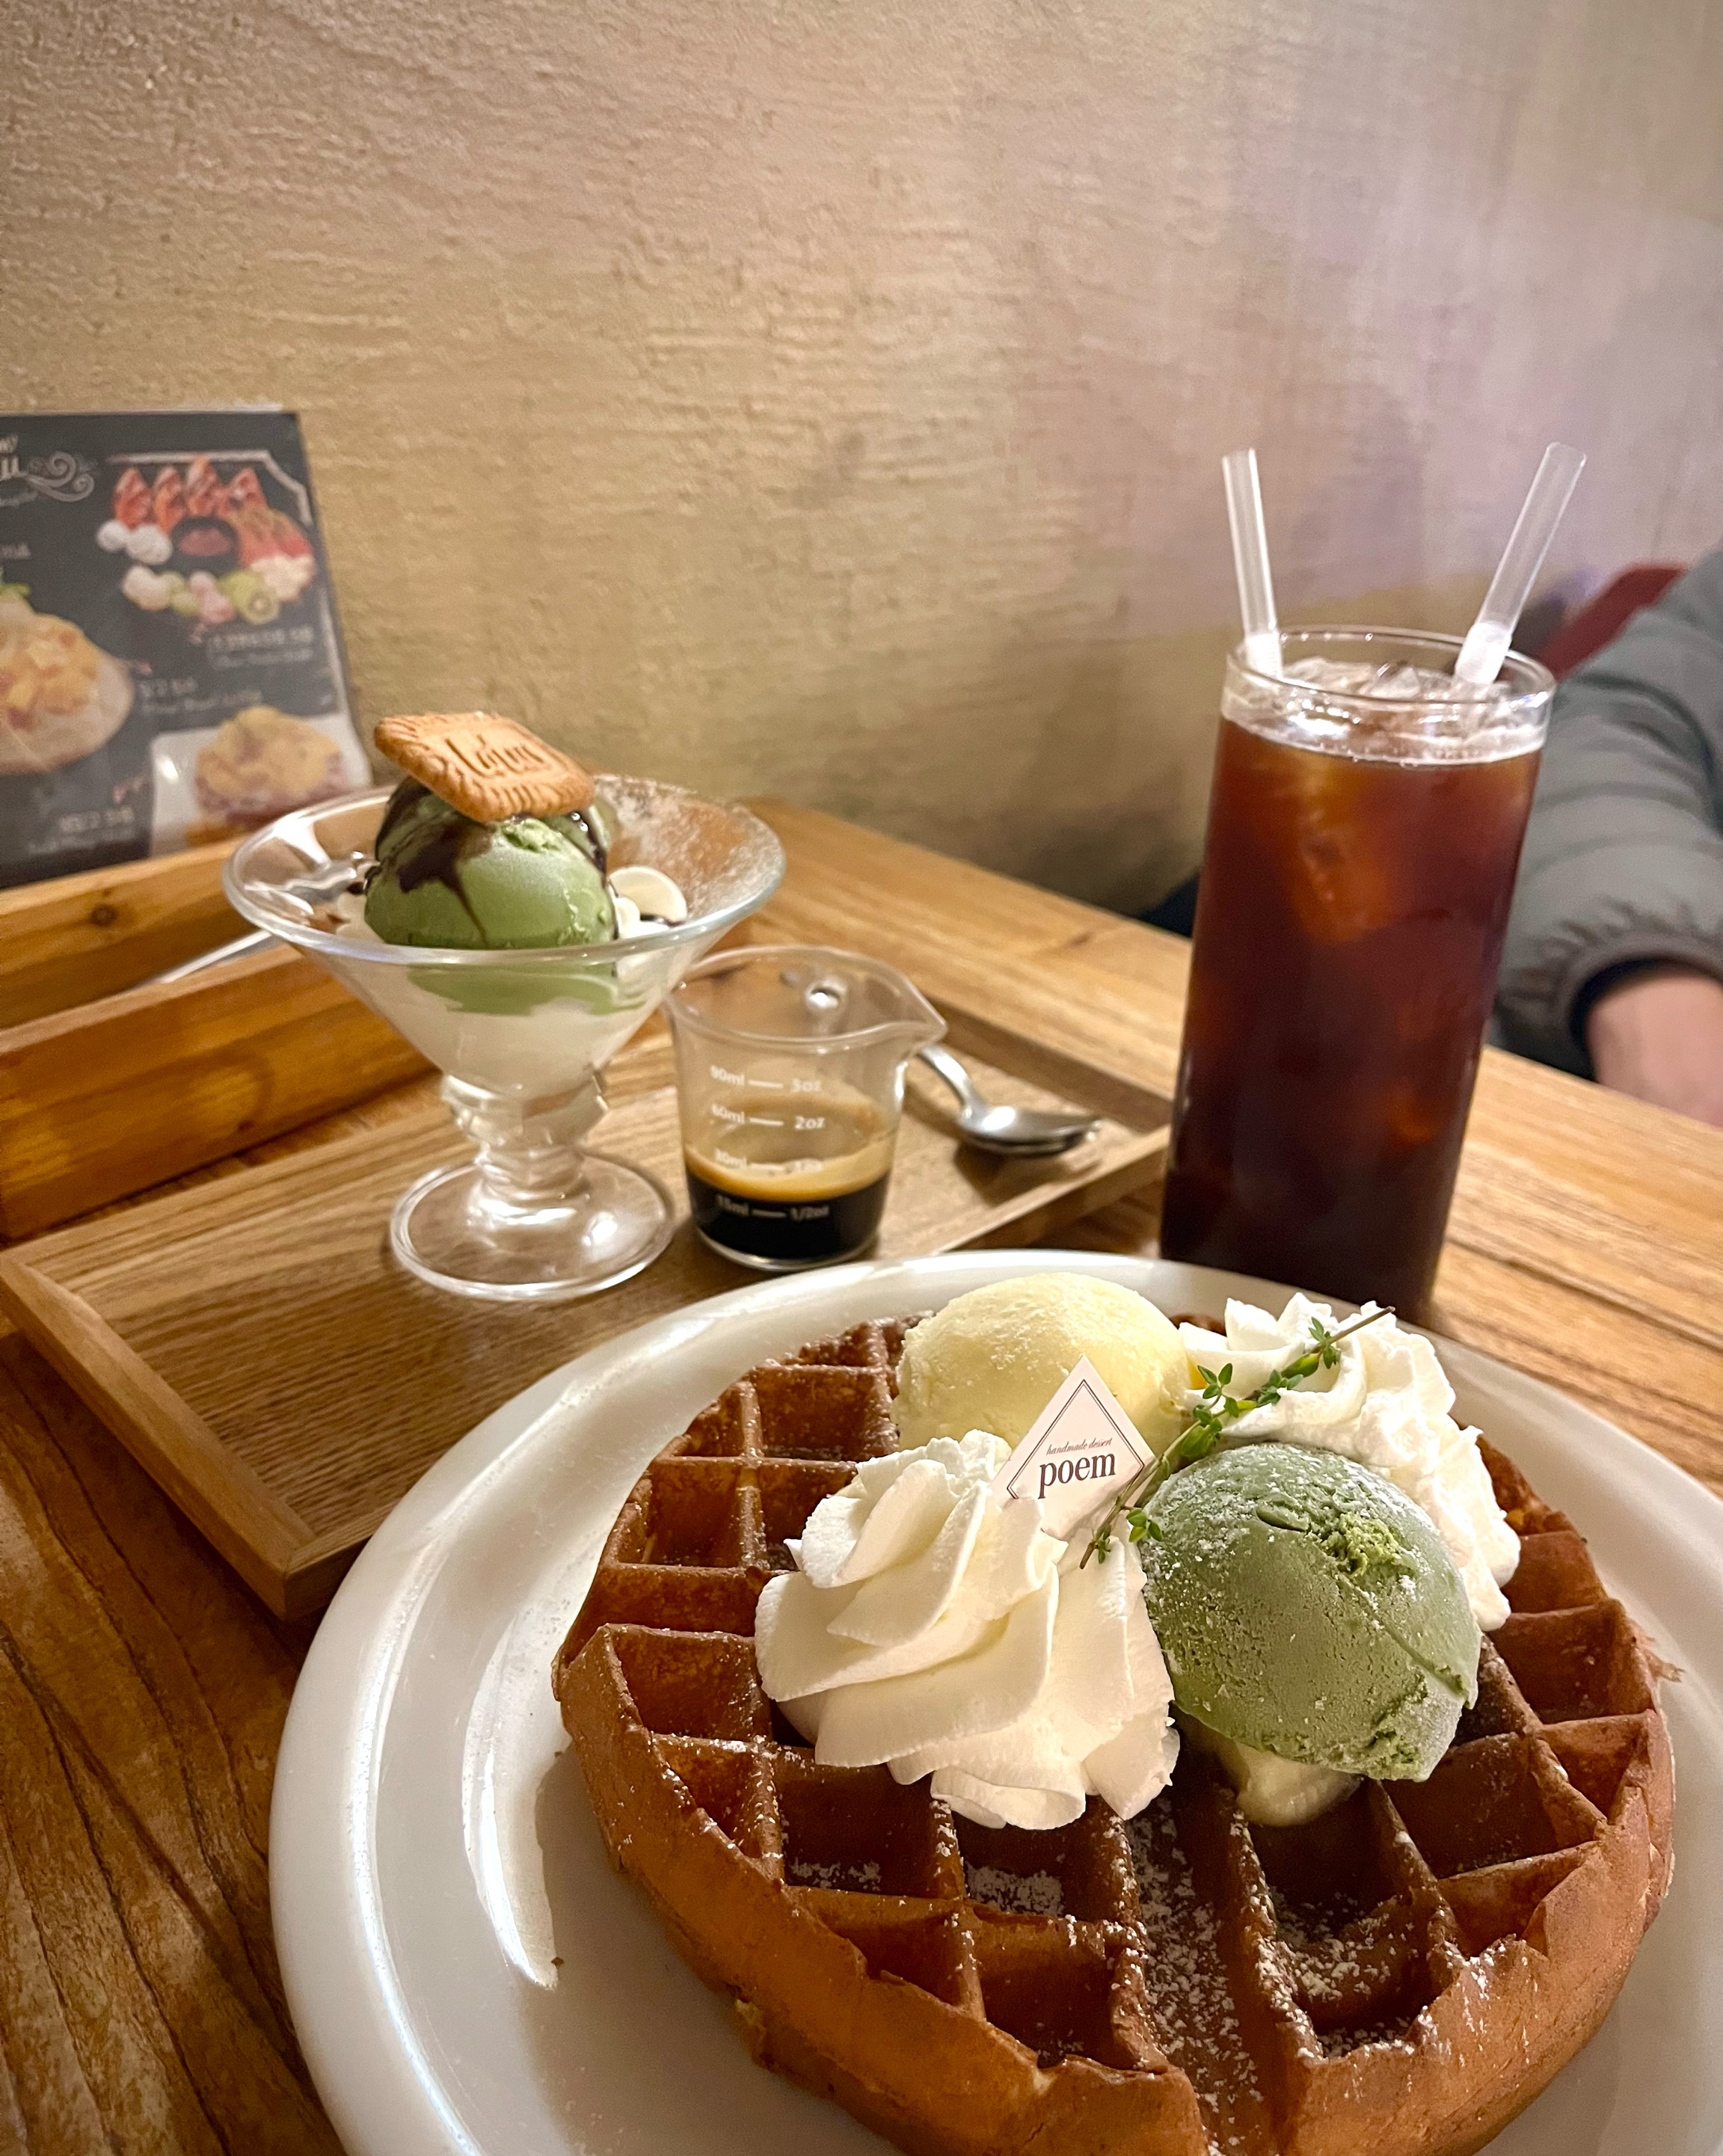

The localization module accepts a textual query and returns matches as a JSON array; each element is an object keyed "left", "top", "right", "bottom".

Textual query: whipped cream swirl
[
  {"left": 1179, "top": 1296, "right": 1519, "bottom": 1630},
  {"left": 755, "top": 1431, "right": 1178, "bottom": 1830}
]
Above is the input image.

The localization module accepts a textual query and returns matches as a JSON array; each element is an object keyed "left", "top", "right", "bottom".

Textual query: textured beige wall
[{"left": 5, "top": 0, "right": 1720, "bottom": 908}]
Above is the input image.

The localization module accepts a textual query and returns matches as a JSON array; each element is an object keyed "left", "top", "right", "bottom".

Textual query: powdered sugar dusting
[
  {"left": 1126, "top": 1799, "right": 1271, "bottom": 2156},
  {"left": 965, "top": 1864, "right": 1063, "bottom": 1917},
  {"left": 787, "top": 1856, "right": 881, "bottom": 1891},
  {"left": 1317, "top": 2017, "right": 1419, "bottom": 2057}
]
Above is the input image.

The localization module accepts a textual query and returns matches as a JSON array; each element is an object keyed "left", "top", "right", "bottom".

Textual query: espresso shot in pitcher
[
  {"left": 683, "top": 1086, "right": 896, "bottom": 1265},
  {"left": 666, "top": 945, "right": 943, "bottom": 1271}
]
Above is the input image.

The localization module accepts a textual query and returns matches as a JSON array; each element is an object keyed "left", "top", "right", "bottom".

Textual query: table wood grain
[{"left": 2, "top": 800, "right": 1719, "bottom": 2152}]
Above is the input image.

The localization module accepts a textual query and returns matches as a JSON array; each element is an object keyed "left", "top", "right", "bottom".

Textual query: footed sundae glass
[{"left": 224, "top": 777, "right": 784, "bottom": 1301}]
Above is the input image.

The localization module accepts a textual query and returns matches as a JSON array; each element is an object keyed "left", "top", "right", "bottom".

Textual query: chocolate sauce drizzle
[
  {"left": 372, "top": 776, "right": 431, "bottom": 858},
  {"left": 563, "top": 804, "right": 609, "bottom": 876}
]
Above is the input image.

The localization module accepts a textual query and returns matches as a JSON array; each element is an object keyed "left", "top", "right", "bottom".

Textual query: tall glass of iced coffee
[{"left": 1159, "top": 629, "right": 1554, "bottom": 1317}]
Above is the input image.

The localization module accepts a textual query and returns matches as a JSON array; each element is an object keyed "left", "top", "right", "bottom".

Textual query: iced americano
[{"left": 1160, "top": 633, "right": 1552, "bottom": 1315}]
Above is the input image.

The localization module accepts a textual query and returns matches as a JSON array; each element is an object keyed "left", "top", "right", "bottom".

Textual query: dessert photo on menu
[{"left": 0, "top": 408, "right": 367, "bottom": 886}]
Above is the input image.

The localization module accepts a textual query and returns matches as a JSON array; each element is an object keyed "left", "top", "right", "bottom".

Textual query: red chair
[{"left": 1537, "top": 564, "right": 1684, "bottom": 680}]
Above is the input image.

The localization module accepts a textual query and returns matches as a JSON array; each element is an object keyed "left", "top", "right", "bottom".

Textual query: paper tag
[{"left": 988, "top": 1357, "right": 1157, "bottom": 1540}]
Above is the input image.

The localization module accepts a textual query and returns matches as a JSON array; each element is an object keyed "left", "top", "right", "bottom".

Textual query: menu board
[{"left": 0, "top": 411, "right": 367, "bottom": 888}]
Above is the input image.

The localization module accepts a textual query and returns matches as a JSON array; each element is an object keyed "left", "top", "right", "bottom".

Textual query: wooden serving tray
[
  {"left": 0, "top": 995, "right": 1168, "bottom": 1618},
  {"left": 0, "top": 844, "right": 426, "bottom": 1237}
]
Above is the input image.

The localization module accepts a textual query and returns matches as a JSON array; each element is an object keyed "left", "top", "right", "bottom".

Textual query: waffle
[{"left": 553, "top": 1318, "right": 1673, "bottom": 2156}]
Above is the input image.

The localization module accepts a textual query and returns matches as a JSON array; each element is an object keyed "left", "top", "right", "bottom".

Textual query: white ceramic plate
[{"left": 272, "top": 1252, "right": 1723, "bottom": 2156}]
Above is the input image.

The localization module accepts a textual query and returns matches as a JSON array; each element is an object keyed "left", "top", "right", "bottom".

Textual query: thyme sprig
[{"left": 1080, "top": 1304, "right": 1393, "bottom": 1567}]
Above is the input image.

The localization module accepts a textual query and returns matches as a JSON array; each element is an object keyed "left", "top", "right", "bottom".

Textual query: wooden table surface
[{"left": 1, "top": 801, "right": 1719, "bottom": 2153}]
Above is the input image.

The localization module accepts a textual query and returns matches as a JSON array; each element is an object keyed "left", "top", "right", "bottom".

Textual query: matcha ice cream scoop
[
  {"left": 1143, "top": 1443, "right": 1480, "bottom": 1784},
  {"left": 364, "top": 779, "right": 615, "bottom": 950}
]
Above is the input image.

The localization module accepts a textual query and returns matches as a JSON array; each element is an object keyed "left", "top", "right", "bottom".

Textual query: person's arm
[
  {"left": 1496, "top": 551, "right": 1723, "bottom": 1099},
  {"left": 1582, "top": 963, "right": 1723, "bottom": 1126}
]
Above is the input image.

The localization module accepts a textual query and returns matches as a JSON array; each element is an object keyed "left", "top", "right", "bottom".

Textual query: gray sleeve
[{"left": 1495, "top": 547, "right": 1723, "bottom": 1074}]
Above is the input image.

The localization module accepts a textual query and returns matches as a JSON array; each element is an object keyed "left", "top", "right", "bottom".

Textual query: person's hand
[{"left": 1584, "top": 963, "right": 1723, "bottom": 1128}]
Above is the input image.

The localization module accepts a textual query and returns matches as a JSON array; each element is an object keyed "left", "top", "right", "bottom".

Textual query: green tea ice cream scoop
[
  {"left": 1143, "top": 1443, "right": 1481, "bottom": 1783},
  {"left": 364, "top": 781, "right": 615, "bottom": 950}
]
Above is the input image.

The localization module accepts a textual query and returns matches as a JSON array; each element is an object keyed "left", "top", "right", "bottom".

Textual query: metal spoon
[{"left": 916, "top": 1042, "right": 1101, "bottom": 1157}]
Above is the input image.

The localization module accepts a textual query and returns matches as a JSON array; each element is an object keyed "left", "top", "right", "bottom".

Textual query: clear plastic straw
[
  {"left": 1221, "top": 447, "right": 1281, "bottom": 676},
  {"left": 1454, "top": 443, "right": 1585, "bottom": 687}
]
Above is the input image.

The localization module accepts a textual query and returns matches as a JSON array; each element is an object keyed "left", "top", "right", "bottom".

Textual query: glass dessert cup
[{"left": 224, "top": 777, "right": 785, "bottom": 1301}]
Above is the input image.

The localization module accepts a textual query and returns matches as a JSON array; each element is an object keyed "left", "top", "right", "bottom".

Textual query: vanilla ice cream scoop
[{"left": 891, "top": 1273, "right": 1188, "bottom": 1457}]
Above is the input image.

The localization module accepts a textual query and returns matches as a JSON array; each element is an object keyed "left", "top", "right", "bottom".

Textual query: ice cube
[
  {"left": 1224, "top": 648, "right": 1544, "bottom": 766},
  {"left": 1280, "top": 657, "right": 1498, "bottom": 704},
  {"left": 1264, "top": 741, "right": 1407, "bottom": 945}
]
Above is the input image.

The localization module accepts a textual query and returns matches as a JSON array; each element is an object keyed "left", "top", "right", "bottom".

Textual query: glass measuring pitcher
[{"left": 665, "top": 945, "right": 944, "bottom": 1269}]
